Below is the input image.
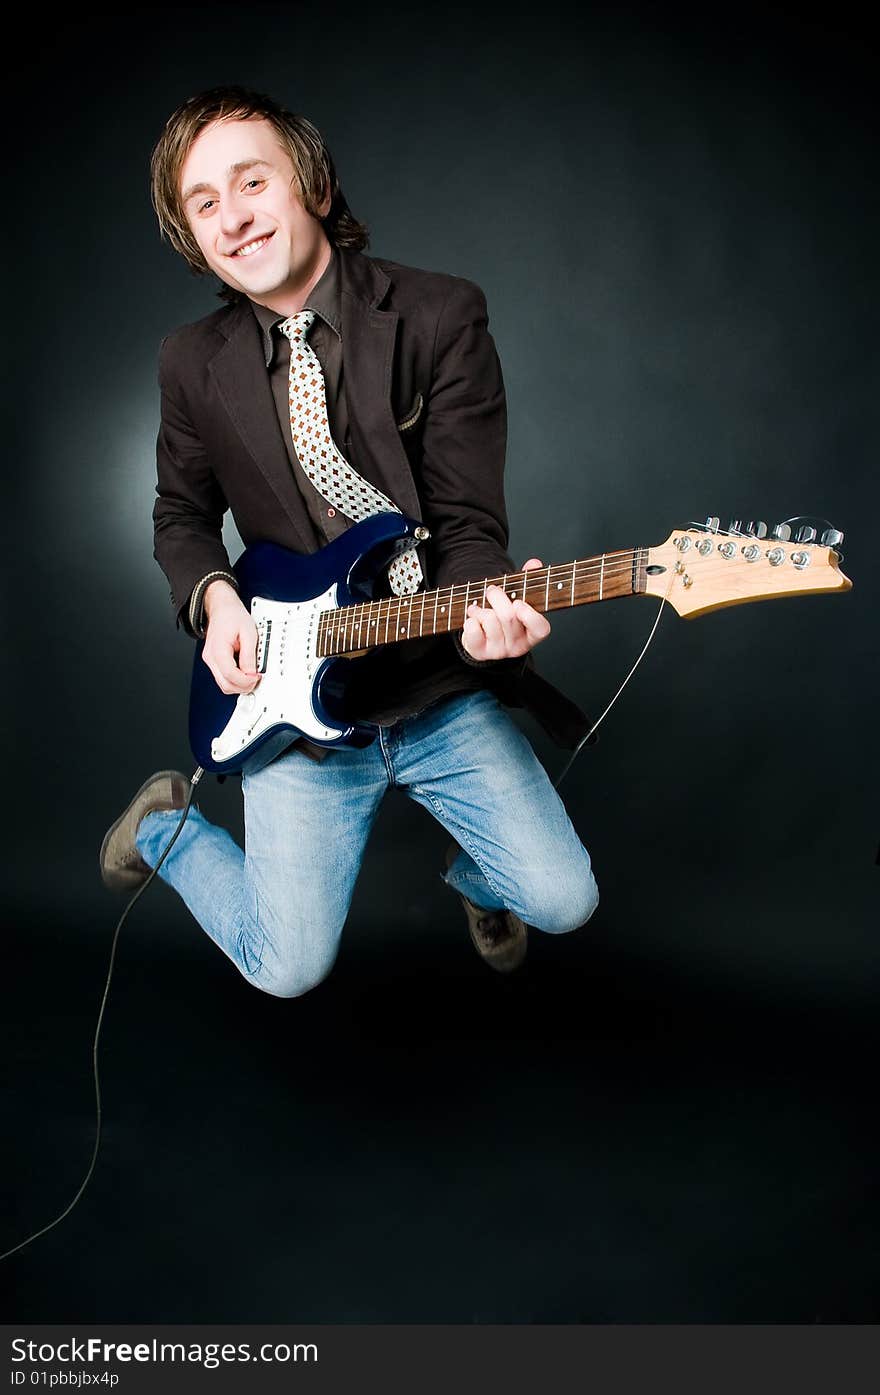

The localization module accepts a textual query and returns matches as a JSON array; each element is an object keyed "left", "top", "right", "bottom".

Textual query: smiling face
[{"left": 179, "top": 117, "right": 332, "bottom": 312}]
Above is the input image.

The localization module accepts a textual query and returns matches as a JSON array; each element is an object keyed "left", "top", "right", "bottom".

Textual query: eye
[
  {"left": 197, "top": 198, "right": 217, "bottom": 214},
  {"left": 244, "top": 178, "right": 265, "bottom": 191}
]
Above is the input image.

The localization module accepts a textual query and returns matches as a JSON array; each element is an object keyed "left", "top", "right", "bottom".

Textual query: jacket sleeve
[
  {"left": 416, "top": 278, "right": 528, "bottom": 677},
  {"left": 153, "top": 337, "right": 236, "bottom": 634},
  {"left": 417, "top": 278, "right": 516, "bottom": 590}
]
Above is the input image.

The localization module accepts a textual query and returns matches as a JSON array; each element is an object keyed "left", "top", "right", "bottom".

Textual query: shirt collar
[{"left": 249, "top": 248, "right": 342, "bottom": 367}]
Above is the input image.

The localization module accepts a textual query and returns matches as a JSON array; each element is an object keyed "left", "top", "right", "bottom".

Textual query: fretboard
[{"left": 316, "top": 548, "right": 648, "bottom": 657}]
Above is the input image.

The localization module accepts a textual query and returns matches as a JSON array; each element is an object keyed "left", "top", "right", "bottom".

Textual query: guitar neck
[{"left": 317, "top": 548, "right": 648, "bottom": 657}]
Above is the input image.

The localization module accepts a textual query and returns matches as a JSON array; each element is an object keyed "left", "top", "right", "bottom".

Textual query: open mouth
[{"left": 231, "top": 232, "right": 274, "bottom": 258}]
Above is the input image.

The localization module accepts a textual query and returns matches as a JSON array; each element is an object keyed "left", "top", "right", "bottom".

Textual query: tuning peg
[
  {"left": 728, "top": 519, "right": 743, "bottom": 535},
  {"left": 821, "top": 527, "right": 844, "bottom": 548},
  {"left": 704, "top": 516, "right": 720, "bottom": 533},
  {"left": 771, "top": 522, "right": 792, "bottom": 541},
  {"left": 745, "top": 520, "right": 768, "bottom": 538},
  {"left": 796, "top": 524, "right": 817, "bottom": 543}
]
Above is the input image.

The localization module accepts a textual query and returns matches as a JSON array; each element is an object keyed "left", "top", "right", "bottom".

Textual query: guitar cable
[
  {"left": 1, "top": 594, "right": 670, "bottom": 1263},
  {"left": 554, "top": 592, "right": 669, "bottom": 789},
  {"left": 0, "top": 767, "right": 204, "bottom": 1264}
]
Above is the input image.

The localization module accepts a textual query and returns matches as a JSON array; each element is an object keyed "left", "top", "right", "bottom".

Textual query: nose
[{"left": 219, "top": 191, "right": 253, "bottom": 241}]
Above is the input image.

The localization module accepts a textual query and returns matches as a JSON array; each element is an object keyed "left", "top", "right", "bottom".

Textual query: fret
[
  {"left": 320, "top": 548, "right": 643, "bottom": 655},
  {"left": 400, "top": 594, "right": 412, "bottom": 638}
]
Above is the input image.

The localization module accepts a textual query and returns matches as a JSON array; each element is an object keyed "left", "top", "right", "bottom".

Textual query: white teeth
[{"left": 235, "top": 236, "right": 269, "bottom": 257}]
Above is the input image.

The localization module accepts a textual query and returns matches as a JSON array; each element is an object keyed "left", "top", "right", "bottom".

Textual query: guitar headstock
[{"left": 644, "top": 517, "right": 852, "bottom": 618}]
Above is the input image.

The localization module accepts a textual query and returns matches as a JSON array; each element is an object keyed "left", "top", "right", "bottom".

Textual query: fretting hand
[{"left": 460, "top": 558, "right": 551, "bottom": 661}]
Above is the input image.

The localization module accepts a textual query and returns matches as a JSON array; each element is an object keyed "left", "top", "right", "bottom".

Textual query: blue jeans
[{"left": 136, "top": 691, "right": 598, "bottom": 997}]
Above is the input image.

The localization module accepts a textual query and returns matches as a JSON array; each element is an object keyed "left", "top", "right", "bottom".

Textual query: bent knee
[
  {"left": 526, "top": 871, "right": 599, "bottom": 936},
  {"left": 256, "top": 956, "right": 336, "bottom": 999},
  {"left": 242, "top": 901, "right": 343, "bottom": 998},
  {"left": 250, "top": 935, "right": 339, "bottom": 999}
]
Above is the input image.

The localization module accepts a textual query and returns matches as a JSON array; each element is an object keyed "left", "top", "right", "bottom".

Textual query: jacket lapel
[
  {"left": 339, "top": 254, "right": 424, "bottom": 523},
  {"left": 208, "top": 301, "right": 315, "bottom": 554}
]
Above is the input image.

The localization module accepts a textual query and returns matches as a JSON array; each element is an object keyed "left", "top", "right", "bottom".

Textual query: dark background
[{"left": 2, "top": 0, "right": 877, "bottom": 1322}]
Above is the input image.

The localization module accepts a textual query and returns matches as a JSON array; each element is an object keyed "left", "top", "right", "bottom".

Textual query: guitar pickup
[{"left": 255, "top": 617, "right": 272, "bottom": 674}]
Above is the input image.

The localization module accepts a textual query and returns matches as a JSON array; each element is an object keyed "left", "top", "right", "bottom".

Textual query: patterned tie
[{"left": 278, "top": 310, "right": 423, "bottom": 596}]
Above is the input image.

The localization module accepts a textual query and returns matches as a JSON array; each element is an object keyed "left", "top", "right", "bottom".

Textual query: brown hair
[{"left": 150, "top": 85, "right": 368, "bottom": 283}]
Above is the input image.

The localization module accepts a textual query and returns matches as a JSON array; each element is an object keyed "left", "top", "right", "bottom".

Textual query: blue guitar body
[{"left": 189, "top": 512, "right": 425, "bottom": 775}]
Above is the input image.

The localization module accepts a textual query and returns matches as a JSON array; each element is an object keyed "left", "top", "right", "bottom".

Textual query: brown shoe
[
  {"left": 444, "top": 843, "right": 528, "bottom": 974},
  {"left": 100, "top": 770, "right": 191, "bottom": 890}
]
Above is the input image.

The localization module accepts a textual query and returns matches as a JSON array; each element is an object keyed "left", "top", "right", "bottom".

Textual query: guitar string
[
  {"left": 316, "top": 551, "right": 651, "bottom": 651},
  {"left": 316, "top": 549, "right": 645, "bottom": 626}
]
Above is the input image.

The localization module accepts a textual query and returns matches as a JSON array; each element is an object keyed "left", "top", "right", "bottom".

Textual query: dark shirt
[
  {"left": 251, "top": 252, "right": 354, "bottom": 547},
  {"left": 246, "top": 251, "right": 500, "bottom": 727}
]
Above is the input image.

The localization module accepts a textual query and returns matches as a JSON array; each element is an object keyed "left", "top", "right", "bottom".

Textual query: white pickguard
[{"left": 210, "top": 584, "right": 344, "bottom": 764}]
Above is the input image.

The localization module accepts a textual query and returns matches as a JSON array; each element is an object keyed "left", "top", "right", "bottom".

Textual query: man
[{"left": 100, "top": 86, "right": 598, "bottom": 992}]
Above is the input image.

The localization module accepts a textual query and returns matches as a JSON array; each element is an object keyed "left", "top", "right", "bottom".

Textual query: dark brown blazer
[{"left": 153, "top": 249, "right": 590, "bottom": 746}]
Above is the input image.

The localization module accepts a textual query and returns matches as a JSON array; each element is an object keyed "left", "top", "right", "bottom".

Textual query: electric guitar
[{"left": 188, "top": 511, "right": 851, "bottom": 775}]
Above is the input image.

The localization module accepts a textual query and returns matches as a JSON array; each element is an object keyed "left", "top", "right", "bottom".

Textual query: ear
[{"left": 317, "top": 185, "right": 332, "bottom": 219}]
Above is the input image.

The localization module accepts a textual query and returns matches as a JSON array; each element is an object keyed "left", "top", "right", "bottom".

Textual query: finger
[
  {"left": 237, "top": 624, "right": 259, "bottom": 678},
  {"left": 521, "top": 557, "right": 543, "bottom": 571},
  {"left": 460, "top": 613, "right": 488, "bottom": 661},
  {"left": 466, "top": 603, "right": 508, "bottom": 660},
  {"left": 469, "top": 597, "right": 551, "bottom": 658},
  {"left": 462, "top": 606, "right": 505, "bottom": 660},
  {"left": 204, "top": 642, "right": 258, "bottom": 695},
  {"left": 462, "top": 609, "right": 499, "bottom": 660},
  {"left": 482, "top": 586, "right": 528, "bottom": 653},
  {"left": 482, "top": 584, "right": 517, "bottom": 623},
  {"left": 512, "top": 601, "right": 552, "bottom": 644}
]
